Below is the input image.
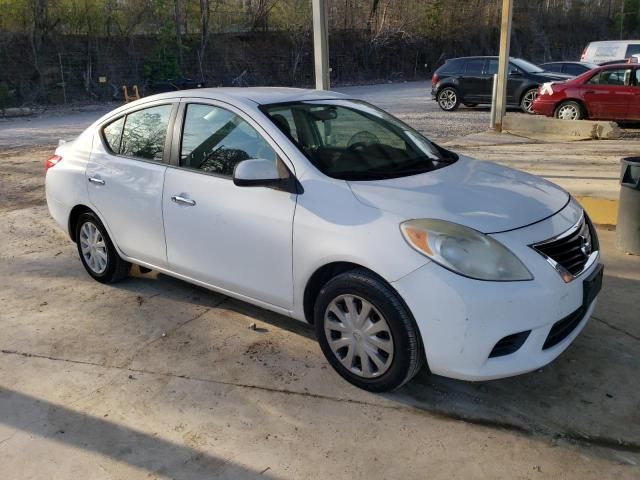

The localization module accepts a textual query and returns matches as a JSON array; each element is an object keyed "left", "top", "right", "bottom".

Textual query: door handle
[
  {"left": 171, "top": 195, "right": 196, "bottom": 206},
  {"left": 88, "top": 177, "right": 105, "bottom": 185}
]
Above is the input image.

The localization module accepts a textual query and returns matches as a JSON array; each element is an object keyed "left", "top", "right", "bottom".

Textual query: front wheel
[
  {"left": 554, "top": 101, "right": 584, "bottom": 120},
  {"left": 520, "top": 88, "right": 538, "bottom": 114},
  {"left": 437, "top": 87, "right": 460, "bottom": 111},
  {"left": 314, "top": 270, "right": 423, "bottom": 392},
  {"left": 76, "top": 212, "right": 131, "bottom": 284}
]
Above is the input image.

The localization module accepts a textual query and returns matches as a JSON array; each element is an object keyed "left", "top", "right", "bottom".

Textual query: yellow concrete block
[{"left": 575, "top": 196, "right": 619, "bottom": 226}]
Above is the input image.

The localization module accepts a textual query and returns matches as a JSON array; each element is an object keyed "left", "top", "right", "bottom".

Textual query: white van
[{"left": 581, "top": 40, "right": 640, "bottom": 64}]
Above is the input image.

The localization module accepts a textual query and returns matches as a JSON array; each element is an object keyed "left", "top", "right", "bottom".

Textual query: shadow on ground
[{"left": 0, "top": 387, "right": 274, "bottom": 479}]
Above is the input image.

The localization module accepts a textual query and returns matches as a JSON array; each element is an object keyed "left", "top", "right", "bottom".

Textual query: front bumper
[
  {"left": 532, "top": 98, "right": 556, "bottom": 117},
  {"left": 391, "top": 206, "right": 601, "bottom": 381}
]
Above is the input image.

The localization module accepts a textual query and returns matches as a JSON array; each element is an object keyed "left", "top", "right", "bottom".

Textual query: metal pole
[
  {"left": 493, "top": 0, "right": 513, "bottom": 132},
  {"left": 490, "top": 74, "right": 498, "bottom": 129},
  {"left": 312, "top": 0, "right": 330, "bottom": 90}
]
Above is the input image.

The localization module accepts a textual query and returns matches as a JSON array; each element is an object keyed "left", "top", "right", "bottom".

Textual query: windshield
[
  {"left": 260, "top": 99, "right": 457, "bottom": 181},
  {"left": 511, "top": 58, "right": 545, "bottom": 73}
]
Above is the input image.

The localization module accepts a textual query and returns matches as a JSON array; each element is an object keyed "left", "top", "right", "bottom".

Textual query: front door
[
  {"left": 582, "top": 68, "right": 633, "bottom": 120},
  {"left": 162, "top": 102, "right": 297, "bottom": 309},
  {"left": 86, "top": 102, "right": 175, "bottom": 267}
]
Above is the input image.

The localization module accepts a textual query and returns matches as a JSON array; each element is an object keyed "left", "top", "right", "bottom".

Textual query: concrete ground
[{"left": 1, "top": 83, "right": 640, "bottom": 479}]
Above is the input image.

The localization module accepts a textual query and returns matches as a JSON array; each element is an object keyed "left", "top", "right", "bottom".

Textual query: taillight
[
  {"left": 580, "top": 48, "right": 586, "bottom": 61},
  {"left": 432, "top": 73, "right": 439, "bottom": 85},
  {"left": 45, "top": 155, "right": 63, "bottom": 172}
]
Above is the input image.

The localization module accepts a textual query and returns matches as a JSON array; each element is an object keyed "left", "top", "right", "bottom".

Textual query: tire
[
  {"left": 520, "top": 88, "right": 538, "bottom": 114},
  {"left": 314, "top": 269, "right": 423, "bottom": 392},
  {"left": 554, "top": 100, "right": 584, "bottom": 121},
  {"left": 76, "top": 212, "right": 131, "bottom": 284},
  {"left": 437, "top": 87, "right": 460, "bottom": 111},
  {"left": 464, "top": 103, "right": 478, "bottom": 108}
]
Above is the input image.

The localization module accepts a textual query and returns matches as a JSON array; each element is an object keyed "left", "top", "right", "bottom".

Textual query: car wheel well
[
  {"left": 555, "top": 99, "right": 588, "bottom": 118},
  {"left": 68, "top": 205, "right": 94, "bottom": 243},
  {"left": 303, "top": 262, "right": 385, "bottom": 324},
  {"left": 520, "top": 86, "right": 538, "bottom": 100}
]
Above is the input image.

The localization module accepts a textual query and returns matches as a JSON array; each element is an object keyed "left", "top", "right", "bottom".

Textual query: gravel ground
[{"left": 337, "top": 81, "right": 640, "bottom": 141}]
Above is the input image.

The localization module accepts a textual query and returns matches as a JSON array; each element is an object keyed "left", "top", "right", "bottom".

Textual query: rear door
[
  {"left": 582, "top": 68, "right": 633, "bottom": 120},
  {"left": 459, "top": 59, "right": 488, "bottom": 102},
  {"left": 86, "top": 101, "right": 176, "bottom": 267}
]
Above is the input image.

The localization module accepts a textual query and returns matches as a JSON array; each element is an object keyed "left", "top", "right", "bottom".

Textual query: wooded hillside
[{"left": 0, "top": 0, "right": 639, "bottom": 106}]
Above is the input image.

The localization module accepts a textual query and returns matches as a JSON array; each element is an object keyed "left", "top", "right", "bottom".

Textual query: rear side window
[
  {"left": 539, "top": 63, "right": 562, "bottom": 74},
  {"left": 437, "top": 59, "right": 464, "bottom": 75},
  {"left": 103, "top": 117, "right": 125, "bottom": 153},
  {"left": 626, "top": 44, "right": 640, "bottom": 57},
  {"left": 464, "top": 59, "right": 485, "bottom": 75},
  {"left": 120, "top": 105, "right": 173, "bottom": 161}
]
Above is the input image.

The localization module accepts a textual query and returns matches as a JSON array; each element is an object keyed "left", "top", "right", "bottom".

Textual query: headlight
[{"left": 400, "top": 219, "right": 533, "bottom": 281}]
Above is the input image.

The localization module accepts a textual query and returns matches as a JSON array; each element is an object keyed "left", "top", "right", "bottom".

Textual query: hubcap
[
  {"left": 79, "top": 221, "right": 108, "bottom": 274},
  {"left": 523, "top": 90, "right": 537, "bottom": 113},
  {"left": 557, "top": 104, "right": 578, "bottom": 120},
  {"left": 438, "top": 89, "right": 457, "bottom": 110},
  {"left": 324, "top": 295, "right": 394, "bottom": 379}
]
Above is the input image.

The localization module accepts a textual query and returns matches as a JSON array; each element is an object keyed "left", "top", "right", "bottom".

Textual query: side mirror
[
  {"left": 509, "top": 70, "right": 522, "bottom": 77},
  {"left": 233, "top": 158, "right": 301, "bottom": 193}
]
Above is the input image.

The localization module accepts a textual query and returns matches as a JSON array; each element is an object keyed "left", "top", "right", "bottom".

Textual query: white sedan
[{"left": 45, "top": 88, "right": 603, "bottom": 392}]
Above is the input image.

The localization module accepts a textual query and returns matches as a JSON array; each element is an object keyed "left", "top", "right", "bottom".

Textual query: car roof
[
  {"left": 598, "top": 62, "right": 639, "bottom": 68},
  {"left": 587, "top": 40, "right": 640, "bottom": 44},
  {"left": 540, "top": 61, "right": 594, "bottom": 65},
  {"left": 139, "top": 87, "right": 347, "bottom": 106}
]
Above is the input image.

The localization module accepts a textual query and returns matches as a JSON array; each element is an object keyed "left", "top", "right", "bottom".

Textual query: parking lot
[{"left": 1, "top": 82, "right": 639, "bottom": 479}]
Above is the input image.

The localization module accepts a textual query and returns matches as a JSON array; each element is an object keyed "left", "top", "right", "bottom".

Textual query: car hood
[{"left": 348, "top": 156, "right": 570, "bottom": 234}]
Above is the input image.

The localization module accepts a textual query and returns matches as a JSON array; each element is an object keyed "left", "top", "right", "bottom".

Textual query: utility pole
[
  {"left": 312, "top": 0, "right": 330, "bottom": 90},
  {"left": 493, "top": 0, "right": 513, "bottom": 132}
]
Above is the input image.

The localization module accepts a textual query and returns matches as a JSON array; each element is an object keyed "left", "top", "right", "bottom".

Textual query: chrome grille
[{"left": 532, "top": 214, "right": 597, "bottom": 278}]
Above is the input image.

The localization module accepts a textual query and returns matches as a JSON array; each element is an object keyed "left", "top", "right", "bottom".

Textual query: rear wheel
[
  {"left": 554, "top": 100, "right": 584, "bottom": 120},
  {"left": 76, "top": 212, "right": 130, "bottom": 284},
  {"left": 520, "top": 88, "right": 538, "bottom": 113},
  {"left": 437, "top": 87, "right": 460, "bottom": 111},
  {"left": 314, "top": 270, "right": 423, "bottom": 392}
]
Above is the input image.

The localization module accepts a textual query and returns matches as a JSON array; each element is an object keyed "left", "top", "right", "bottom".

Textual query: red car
[{"left": 532, "top": 63, "right": 640, "bottom": 121}]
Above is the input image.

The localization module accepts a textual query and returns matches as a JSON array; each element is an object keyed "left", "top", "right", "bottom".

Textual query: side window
[
  {"left": 635, "top": 70, "right": 640, "bottom": 86},
  {"left": 103, "top": 116, "right": 125, "bottom": 153},
  {"left": 439, "top": 59, "right": 463, "bottom": 74},
  {"left": 180, "top": 104, "right": 277, "bottom": 176},
  {"left": 464, "top": 59, "right": 485, "bottom": 75},
  {"left": 485, "top": 59, "right": 498, "bottom": 75},
  {"left": 588, "top": 69, "right": 632, "bottom": 86},
  {"left": 564, "top": 64, "right": 586, "bottom": 76},
  {"left": 120, "top": 105, "right": 172, "bottom": 161}
]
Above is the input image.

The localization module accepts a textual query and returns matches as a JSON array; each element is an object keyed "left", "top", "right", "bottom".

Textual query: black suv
[{"left": 431, "top": 56, "right": 571, "bottom": 113}]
